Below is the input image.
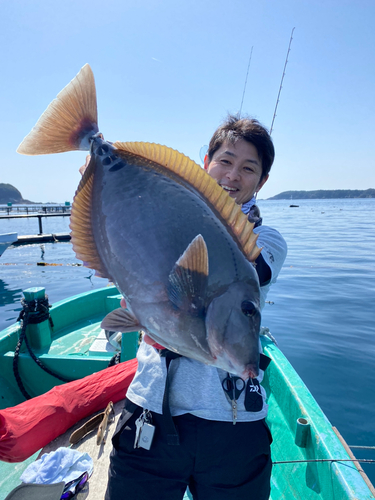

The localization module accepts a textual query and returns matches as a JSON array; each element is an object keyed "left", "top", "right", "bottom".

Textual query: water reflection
[{"left": 0, "top": 278, "right": 23, "bottom": 307}]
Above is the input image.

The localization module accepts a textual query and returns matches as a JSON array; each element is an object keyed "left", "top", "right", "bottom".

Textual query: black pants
[{"left": 105, "top": 400, "right": 272, "bottom": 500}]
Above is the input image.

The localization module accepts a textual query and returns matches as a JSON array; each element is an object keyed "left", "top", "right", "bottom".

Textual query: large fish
[{"left": 17, "top": 65, "right": 262, "bottom": 379}]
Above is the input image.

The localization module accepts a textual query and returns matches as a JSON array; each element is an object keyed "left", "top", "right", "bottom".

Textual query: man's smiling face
[{"left": 204, "top": 139, "right": 268, "bottom": 205}]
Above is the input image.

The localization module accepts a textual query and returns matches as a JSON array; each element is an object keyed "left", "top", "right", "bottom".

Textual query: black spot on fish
[
  {"left": 109, "top": 160, "right": 127, "bottom": 172},
  {"left": 102, "top": 154, "right": 117, "bottom": 166},
  {"left": 96, "top": 144, "right": 110, "bottom": 156}
]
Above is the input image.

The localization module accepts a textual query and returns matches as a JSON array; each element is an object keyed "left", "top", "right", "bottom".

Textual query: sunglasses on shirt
[{"left": 61, "top": 471, "right": 89, "bottom": 499}]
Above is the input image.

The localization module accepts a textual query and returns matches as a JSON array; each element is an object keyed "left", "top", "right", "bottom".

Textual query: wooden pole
[{"left": 332, "top": 426, "right": 375, "bottom": 496}]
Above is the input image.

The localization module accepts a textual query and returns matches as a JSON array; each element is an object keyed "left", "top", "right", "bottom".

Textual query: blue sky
[{"left": 1, "top": 0, "right": 374, "bottom": 202}]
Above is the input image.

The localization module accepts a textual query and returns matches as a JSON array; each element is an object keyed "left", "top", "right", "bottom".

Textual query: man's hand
[{"left": 120, "top": 298, "right": 165, "bottom": 349}]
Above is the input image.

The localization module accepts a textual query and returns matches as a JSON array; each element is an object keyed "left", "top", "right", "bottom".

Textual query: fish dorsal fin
[
  {"left": 114, "top": 141, "right": 261, "bottom": 261},
  {"left": 17, "top": 64, "right": 98, "bottom": 155},
  {"left": 69, "top": 157, "right": 112, "bottom": 279},
  {"left": 168, "top": 235, "right": 209, "bottom": 315}
]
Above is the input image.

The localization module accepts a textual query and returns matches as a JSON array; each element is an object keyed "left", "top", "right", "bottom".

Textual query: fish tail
[{"left": 17, "top": 64, "right": 98, "bottom": 155}]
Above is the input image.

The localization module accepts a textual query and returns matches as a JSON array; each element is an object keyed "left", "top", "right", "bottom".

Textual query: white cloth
[
  {"left": 20, "top": 447, "right": 93, "bottom": 485},
  {"left": 240, "top": 197, "right": 256, "bottom": 214}
]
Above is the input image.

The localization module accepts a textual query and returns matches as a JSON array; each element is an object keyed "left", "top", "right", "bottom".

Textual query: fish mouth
[
  {"left": 242, "top": 365, "right": 259, "bottom": 380},
  {"left": 216, "top": 349, "right": 259, "bottom": 380},
  {"left": 234, "top": 363, "right": 259, "bottom": 380},
  {"left": 224, "top": 340, "right": 259, "bottom": 379}
]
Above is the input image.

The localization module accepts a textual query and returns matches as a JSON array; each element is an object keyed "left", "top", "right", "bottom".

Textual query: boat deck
[{"left": 2, "top": 385, "right": 373, "bottom": 500}]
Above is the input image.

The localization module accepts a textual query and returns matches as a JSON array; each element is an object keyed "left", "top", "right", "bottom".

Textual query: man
[
  {"left": 203, "top": 115, "right": 287, "bottom": 310},
  {"left": 105, "top": 115, "right": 287, "bottom": 500}
]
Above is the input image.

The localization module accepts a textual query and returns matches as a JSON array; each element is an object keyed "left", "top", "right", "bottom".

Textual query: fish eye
[{"left": 241, "top": 300, "right": 257, "bottom": 317}]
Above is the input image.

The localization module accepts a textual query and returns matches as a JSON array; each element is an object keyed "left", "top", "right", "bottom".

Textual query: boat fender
[{"left": 0, "top": 359, "right": 137, "bottom": 463}]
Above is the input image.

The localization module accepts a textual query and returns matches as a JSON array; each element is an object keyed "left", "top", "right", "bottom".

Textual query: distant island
[
  {"left": 2, "top": 183, "right": 375, "bottom": 205},
  {"left": 268, "top": 189, "right": 375, "bottom": 200},
  {"left": 0, "top": 183, "right": 35, "bottom": 204}
]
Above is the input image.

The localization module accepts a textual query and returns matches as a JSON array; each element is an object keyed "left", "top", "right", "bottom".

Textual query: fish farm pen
[
  {"left": 0, "top": 203, "right": 71, "bottom": 215},
  {"left": 0, "top": 205, "right": 72, "bottom": 244}
]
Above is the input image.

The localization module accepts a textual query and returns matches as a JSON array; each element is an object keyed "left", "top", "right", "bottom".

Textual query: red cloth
[
  {"left": 152, "top": 342, "right": 165, "bottom": 350},
  {"left": 0, "top": 358, "right": 137, "bottom": 462}
]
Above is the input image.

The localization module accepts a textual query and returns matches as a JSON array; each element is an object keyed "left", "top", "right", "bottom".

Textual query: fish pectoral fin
[
  {"left": 101, "top": 308, "right": 142, "bottom": 333},
  {"left": 168, "top": 234, "right": 208, "bottom": 316}
]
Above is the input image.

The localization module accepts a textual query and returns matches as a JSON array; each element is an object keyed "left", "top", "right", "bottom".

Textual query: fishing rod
[
  {"left": 239, "top": 46, "right": 254, "bottom": 117},
  {"left": 270, "top": 27, "right": 295, "bottom": 135},
  {"left": 199, "top": 48, "right": 254, "bottom": 164},
  {"left": 273, "top": 458, "right": 375, "bottom": 465},
  {"left": 200, "top": 32, "right": 293, "bottom": 162}
]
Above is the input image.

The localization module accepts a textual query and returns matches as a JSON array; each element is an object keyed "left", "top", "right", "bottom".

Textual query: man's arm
[{"left": 253, "top": 225, "right": 288, "bottom": 289}]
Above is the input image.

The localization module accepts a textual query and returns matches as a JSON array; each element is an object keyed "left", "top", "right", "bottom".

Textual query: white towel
[{"left": 20, "top": 447, "right": 93, "bottom": 485}]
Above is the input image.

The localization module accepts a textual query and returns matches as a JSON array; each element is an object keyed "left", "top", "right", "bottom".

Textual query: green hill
[{"left": 268, "top": 189, "right": 375, "bottom": 200}]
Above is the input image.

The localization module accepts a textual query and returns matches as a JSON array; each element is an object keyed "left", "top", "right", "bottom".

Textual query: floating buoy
[{"left": 37, "top": 262, "right": 63, "bottom": 266}]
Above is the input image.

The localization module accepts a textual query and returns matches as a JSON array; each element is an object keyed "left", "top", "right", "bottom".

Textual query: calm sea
[{"left": 1, "top": 198, "right": 374, "bottom": 484}]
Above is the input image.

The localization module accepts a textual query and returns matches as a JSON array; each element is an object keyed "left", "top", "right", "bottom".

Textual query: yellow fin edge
[
  {"left": 114, "top": 141, "right": 261, "bottom": 261},
  {"left": 70, "top": 159, "right": 111, "bottom": 278}
]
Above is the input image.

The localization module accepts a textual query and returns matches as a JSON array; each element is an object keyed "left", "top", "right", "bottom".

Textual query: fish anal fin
[
  {"left": 221, "top": 198, "right": 236, "bottom": 221},
  {"left": 239, "top": 220, "right": 255, "bottom": 241},
  {"left": 214, "top": 189, "right": 229, "bottom": 212},
  {"left": 245, "top": 240, "right": 262, "bottom": 261},
  {"left": 70, "top": 156, "right": 111, "bottom": 279},
  {"left": 168, "top": 235, "right": 208, "bottom": 316},
  {"left": 242, "top": 225, "right": 261, "bottom": 260},
  {"left": 236, "top": 213, "right": 249, "bottom": 235},
  {"left": 101, "top": 308, "right": 142, "bottom": 333},
  {"left": 17, "top": 64, "right": 98, "bottom": 155}
]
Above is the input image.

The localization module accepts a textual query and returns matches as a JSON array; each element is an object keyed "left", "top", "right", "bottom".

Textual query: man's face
[{"left": 204, "top": 139, "right": 268, "bottom": 205}]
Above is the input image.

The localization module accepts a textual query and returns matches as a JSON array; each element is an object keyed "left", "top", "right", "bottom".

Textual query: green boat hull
[
  {"left": 0, "top": 286, "right": 138, "bottom": 406},
  {"left": 0, "top": 287, "right": 373, "bottom": 499},
  {"left": 263, "top": 339, "right": 374, "bottom": 498}
]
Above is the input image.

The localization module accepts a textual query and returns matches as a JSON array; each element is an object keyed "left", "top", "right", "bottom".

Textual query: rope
[
  {"left": 13, "top": 296, "right": 73, "bottom": 400},
  {"left": 108, "top": 352, "right": 121, "bottom": 367}
]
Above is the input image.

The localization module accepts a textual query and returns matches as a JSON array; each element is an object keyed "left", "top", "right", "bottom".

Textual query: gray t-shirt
[{"left": 126, "top": 224, "right": 287, "bottom": 422}]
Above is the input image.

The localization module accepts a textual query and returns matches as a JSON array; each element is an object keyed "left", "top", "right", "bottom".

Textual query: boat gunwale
[{"left": 262, "top": 337, "right": 374, "bottom": 499}]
